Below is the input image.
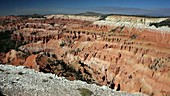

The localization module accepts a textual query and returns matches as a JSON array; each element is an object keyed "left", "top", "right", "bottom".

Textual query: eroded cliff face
[{"left": 0, "top": 14, "right": 170, "bottom": 96}]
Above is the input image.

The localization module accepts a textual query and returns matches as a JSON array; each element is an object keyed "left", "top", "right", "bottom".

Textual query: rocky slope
[
  {"left": 0, "top": 14, "right": 170, "bottom": 96},
  {"left": 0, "top": 64, "right": 146, "bottom": 96}
]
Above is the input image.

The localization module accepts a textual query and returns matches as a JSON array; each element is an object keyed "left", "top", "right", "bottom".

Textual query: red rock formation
[
  {"left": 23, "top": 54, "right": 39, "bottom": 71},
  {"left": 2, "top": 50, "right": 25, "bottom": 66},
  {"left": 0, "top": 15, "right": 170, "bottom": 96}
]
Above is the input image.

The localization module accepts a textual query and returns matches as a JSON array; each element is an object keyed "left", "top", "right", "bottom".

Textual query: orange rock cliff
[{"left": 0, "top": 14, "right": 170, "bottom": 96}]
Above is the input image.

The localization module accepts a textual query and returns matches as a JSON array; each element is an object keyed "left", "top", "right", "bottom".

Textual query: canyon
[{"left": 0, "top": 14, "right": 170, "bottom": 96}]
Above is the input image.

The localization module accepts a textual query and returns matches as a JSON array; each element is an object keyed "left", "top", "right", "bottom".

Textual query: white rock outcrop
[{"left": 0, "top": 64, "right": 146, "bottom": 96}]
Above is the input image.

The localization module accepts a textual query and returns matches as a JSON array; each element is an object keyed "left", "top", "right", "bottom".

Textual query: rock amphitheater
[{"left": 0, "top": 14, "right": 170, "bottom": 96}]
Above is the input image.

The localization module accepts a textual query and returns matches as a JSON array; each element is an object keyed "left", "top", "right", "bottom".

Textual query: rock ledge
[{"left": 0, "top": 64, "right": 146, "bottom": 96}]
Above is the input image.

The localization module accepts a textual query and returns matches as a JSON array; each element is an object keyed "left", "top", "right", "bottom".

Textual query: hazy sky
[{"left": 0, "top": 0, "right": 170, "bottom": 16}]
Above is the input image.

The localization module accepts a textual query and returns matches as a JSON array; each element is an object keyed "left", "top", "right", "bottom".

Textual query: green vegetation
[
  {"left": 59, "top": 41, "right": 66, "bottom": 47},
  {"left": 76, "top": 12, "right": 103, "bottom": 16},
  {"left": 47, "top": 58, "right": 52, "bottom": 63},
  {"left": 0, "top": 21, "right": 10, "bottom": 26},
  {"left": 52, "top": 54, "right": 57, "bottom": 58},
  {"left": 130, "top": 34, "right": 138, "bottom": 39},
  {"left": 0, "top": 31, "right": 16, "bottom": 52},
  {"left": 18, "top": 72, "right": 24, "bottom": 75},
  {"left": 18, "top": 14, "right": 44, "bottom": 19},
  {"left": 149, "top": 19, "right": 170, "bottom": 28},
  {"left": 99, "top": 14, "right": 108, "bottom": 20},
  {"left": 40, "top": 59, "right": 95, "bottom": 84},
  {"left": 148, "top": 58, "right": 167, "bottom": 71},
  {"left": 42, "top": 79, "right": 48, "bottom": 82},
  {"left": 32, "top": 51, "right": 41, "bottom": 54},
  {"left": 109, "top": 28, "right": 117, "bottom": 33},
  {"left": 0, "top": 30, "right": 27, "bottom": 53},
  {"left": 77, "top": 88, "right": 93, "bottom": 96}
]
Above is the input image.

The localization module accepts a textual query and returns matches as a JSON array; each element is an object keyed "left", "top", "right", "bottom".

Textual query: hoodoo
[{"left": 0, "top": 14, "right": 170, "bottom": 96}]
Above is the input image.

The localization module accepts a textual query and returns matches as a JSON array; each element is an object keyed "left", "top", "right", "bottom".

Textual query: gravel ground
[{"left": 0, "top": 64, "right": 146, "bottom": 96}]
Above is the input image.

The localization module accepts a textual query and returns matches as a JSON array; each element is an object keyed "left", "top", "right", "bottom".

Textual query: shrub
[
  {"left": 52, "top": 54, "right": 57, "bottom": 58},
  {"left": 130, "top": 34, "right": 138, "bottom": 39},
  {"left": 77, "top": 88, "right": 93, "bottom": 96},
  {"left": 59, "top": 41, "right": 66, "bottom": 47},
  {"left": 149, "top": 19, "right": 170, "bottom": 28}
]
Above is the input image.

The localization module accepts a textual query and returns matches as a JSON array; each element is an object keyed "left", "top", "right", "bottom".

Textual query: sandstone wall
[{"left": 0, "top": 14, "right": 170, "bottom": 96}]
